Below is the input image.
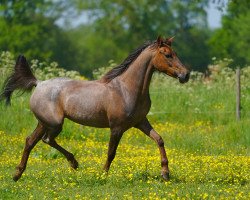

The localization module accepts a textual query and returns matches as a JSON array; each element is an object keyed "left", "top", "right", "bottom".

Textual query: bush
[
  {"left": 92, "top": 60, "right": 116, "bottom": 79},
  {"left": 92, "top": 57, "right": 250, "bottom": 87},
  {"left": 0, "top": 51, "right": 87, "bottom": 82}
]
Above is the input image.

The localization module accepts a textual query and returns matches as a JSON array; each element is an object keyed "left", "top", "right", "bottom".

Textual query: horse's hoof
[
  {"left": 71, "top": 159, "right": 79, "bottom": 169},
  {"left": 13, "top": 174, "right": 21, "bottom": 182},
  {"left": 161, "top": 172, "right": 170, "bottom": 181}
]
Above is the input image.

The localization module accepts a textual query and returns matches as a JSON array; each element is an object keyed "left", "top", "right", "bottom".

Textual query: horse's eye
[{"left": 165, "top": 54, "right": 172, "bottom": 59}]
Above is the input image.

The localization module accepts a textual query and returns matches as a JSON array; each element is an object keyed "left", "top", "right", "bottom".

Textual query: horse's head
[{"left": 152, "top": 36, "right": 190, "bottom": 83}]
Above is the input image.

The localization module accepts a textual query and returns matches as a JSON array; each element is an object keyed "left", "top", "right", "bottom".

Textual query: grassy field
[{"left": 0, "top": 56, "right": 249, "bottom": 199}]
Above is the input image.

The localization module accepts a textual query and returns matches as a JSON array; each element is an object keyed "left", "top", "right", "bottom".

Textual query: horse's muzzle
[{"left": 178, "top": 72, "right": 190, "bottom": 83}]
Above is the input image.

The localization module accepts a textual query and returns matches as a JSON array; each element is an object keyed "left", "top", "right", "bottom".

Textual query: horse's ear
[
  {"left": 166, "top": 36, "right": 175, "bottom": 46},
  {"left": 157, "top": 35, "right": 164, "bottom": 47}
]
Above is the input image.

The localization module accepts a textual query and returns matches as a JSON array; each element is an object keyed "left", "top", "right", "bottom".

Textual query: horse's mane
[{"left": 102, "top": 40, "right": 156, "bottom": 82}]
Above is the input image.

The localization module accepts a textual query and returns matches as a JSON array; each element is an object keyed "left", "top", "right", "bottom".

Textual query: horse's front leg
[
  {"left": 103, "top": 128, "right": 124, "bottom": 172},
  {"left": 135, "top": 118, "right": 170, "bottom": 181}
]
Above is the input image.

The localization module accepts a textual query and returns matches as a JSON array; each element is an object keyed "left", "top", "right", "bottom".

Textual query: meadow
[{"left": 0, "top": 53, "right": 249, "bottom": 199}]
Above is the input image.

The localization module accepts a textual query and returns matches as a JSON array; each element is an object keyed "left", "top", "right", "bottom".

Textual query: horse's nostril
[{"left": 178, "top": 72, "right": 190, "bottom": 83}]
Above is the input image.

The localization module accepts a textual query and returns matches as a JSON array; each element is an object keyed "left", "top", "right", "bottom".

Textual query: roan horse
[{"left": 0, "top": 36, "right": 189, "bottom": 182}]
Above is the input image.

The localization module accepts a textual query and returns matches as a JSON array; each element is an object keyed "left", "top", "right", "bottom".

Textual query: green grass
[
  {"left": 0, "top": 74, "right": 249, "bottom": 199},
  {"left": 0, "top": 122, "right": 249, "bottom": 199}
]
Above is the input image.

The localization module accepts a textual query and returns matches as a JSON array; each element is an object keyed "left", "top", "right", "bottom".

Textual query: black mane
[{"left": 103, "top": 41, "right": 155, "bottom": 82}]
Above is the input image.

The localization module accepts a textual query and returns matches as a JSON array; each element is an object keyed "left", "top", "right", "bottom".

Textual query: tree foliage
[
  {"left": 209, "top": 0, "right": 250, "bottom": 67},
  {"left": 72, "top": 0, "right": 210, "bottom": 73},
  {"left": 2, "top": 0, "right": 240, "bottom": 76},
  {"left": 0, "top": 0, "right": 78, "bottom": 70}
]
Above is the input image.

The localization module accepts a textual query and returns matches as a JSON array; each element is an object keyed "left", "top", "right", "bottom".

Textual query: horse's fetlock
[
  {"left": 108, "top": 153, "right": 115, "bottom": 162},
  {"left": 16, "top": 166, "right": 25, "bottom": 173},
  {"left": 161, "top": 159, "right": 168, "bottom": 167},
  {"left": 157, "top": 137, "right": 164, "bottom": 147},
  {"left": 67, "top": 153, "right": 75, "bottom": 161}
]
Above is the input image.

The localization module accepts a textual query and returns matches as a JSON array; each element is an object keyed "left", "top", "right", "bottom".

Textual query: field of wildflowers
[
  {"left": 0, "top": 53, "right": 249, "bottom": 199},
  {"left": 0, "top": 122, "right": 249, "bottom": 199}
]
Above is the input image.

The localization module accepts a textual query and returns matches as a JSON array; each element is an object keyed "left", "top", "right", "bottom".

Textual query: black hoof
[
  {"left": 13, "top": 174, "right": 21, "bottom": 182},
  {"left": 71, "top": 159, "right": 79, "bottom": 169},
  {"left": 13, "top": 167, "right": 23, "bottom": 182}
]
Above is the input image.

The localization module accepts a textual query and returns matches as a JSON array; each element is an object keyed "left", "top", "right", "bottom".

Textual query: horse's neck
[{"left": 118, "top": 50, "right": 154, "bottom": 97}]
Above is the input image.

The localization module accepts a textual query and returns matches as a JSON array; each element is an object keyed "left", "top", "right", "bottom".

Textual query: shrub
[{"left": 0, "top": 51, "right": 87, "bottom": 82}]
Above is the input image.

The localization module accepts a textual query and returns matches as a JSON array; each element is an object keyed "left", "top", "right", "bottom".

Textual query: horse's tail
[{"left": 0, "top": 55, "right": 37, "bottom": 105}]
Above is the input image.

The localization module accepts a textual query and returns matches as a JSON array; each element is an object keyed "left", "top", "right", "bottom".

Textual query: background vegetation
[{"left": 1, "top": 0, "right": 249, "bottom": 76}]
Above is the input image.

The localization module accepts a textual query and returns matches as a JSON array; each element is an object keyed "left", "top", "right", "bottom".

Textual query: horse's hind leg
[
  {"left": 42, "top": 126, "right": 78, "bottom": 169},
  {"left": 13, "top": 122, "right": 46, "bottom": 181}
]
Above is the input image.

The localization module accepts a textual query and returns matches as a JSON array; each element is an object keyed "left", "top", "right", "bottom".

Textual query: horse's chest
[
  {"left": 108, "top": 87, "right": 151, "bottom": 127},
  {"left": 133, "top": 100, "right": 151, "bottom": 118},
  {"left": 122, "top": 97, "right": 151, "bottom": 124}
]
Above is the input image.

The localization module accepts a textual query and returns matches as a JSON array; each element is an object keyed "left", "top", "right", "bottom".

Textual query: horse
[{"left": 0, "top": 36, "right": 189, "bottom": 182}]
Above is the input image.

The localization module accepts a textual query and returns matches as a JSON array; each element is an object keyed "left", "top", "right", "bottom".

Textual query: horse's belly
[
  {"left": 64, "top": 100, "right": 109, "bottom": 128},
  {"left": 66, "top": 112, "right": 109, "bottom": 128}
]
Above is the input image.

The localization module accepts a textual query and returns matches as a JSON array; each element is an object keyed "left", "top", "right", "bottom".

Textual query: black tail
[{"left": 0, "top": 55, "right": 37, "bottom": 105}]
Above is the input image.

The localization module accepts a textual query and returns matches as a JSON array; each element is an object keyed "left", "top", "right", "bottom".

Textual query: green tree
[
  {"left": 169, "top": 0, "right": 210, "bottom": 71},
  {"left": 0, "top": 0, "right": 212, "bottom": 76},
  {"left": 70, "top": 0, "right": 210, "bottom": 73},
  {"left": 0, "top": 0, "right": 78, "bottom": 70},
  {"left": 209, "top": 0, "right": 250, "bottom": 67}
]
